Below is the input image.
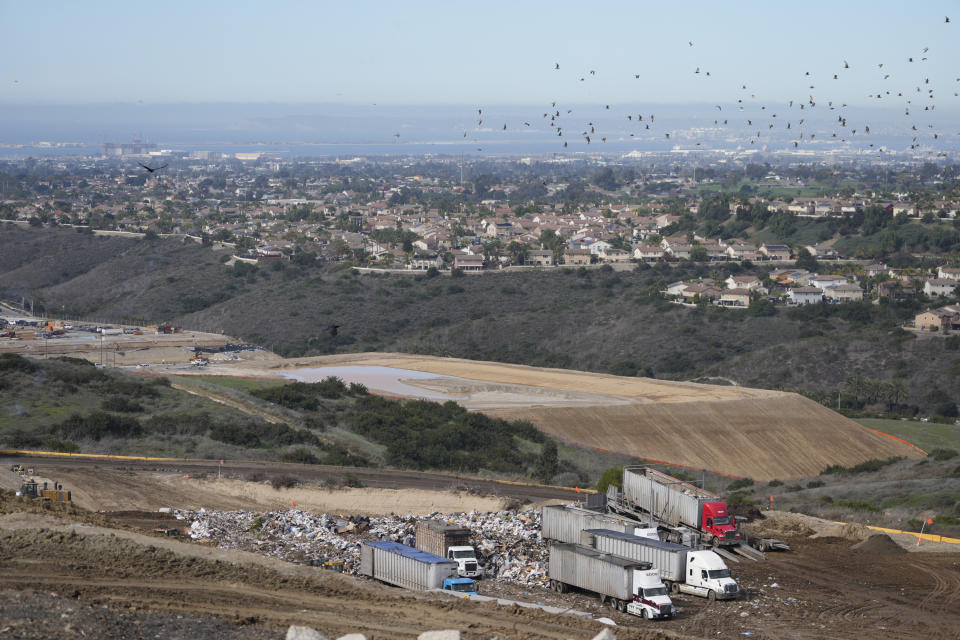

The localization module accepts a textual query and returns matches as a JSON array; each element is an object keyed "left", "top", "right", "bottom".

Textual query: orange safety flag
[
  {"left": 292, "top": 501, "right": 296, "bottom": 508},
  {"left": 927, "top": 518, "right": 934, "bottom": 525},
  {"left": 575, "top": 487, "right": 581, "bottom": 493}
]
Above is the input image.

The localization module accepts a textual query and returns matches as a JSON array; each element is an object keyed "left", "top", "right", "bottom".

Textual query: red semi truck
[{"left": 613, "top": 466, "right": 741, "bottom": 548}]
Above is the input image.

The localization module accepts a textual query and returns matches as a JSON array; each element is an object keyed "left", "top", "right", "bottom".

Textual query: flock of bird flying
[{"left": 455, "top": 15, "right": 954, "bottom": 157}]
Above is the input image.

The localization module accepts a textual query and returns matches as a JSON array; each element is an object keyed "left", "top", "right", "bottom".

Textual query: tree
[
  {"left": 535, "top": 441, "right": 559, "bottom": 483},
  {"left": 689, "top": 246, "right": 709, "bottom": 262},
  {"left": 596, "top": 466, "right": 623, "bottom": 493},
  {"left": 506, "top": 241, "right": 529, "bottom": 265},
  {"left": 795, "top": 247, "right": 819, "bottom": 272}
]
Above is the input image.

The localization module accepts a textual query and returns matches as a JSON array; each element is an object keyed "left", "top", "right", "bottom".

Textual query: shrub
[
  {"left": 785, "top": 485, "right": 803, "bottom": 493},
  {"left": 727, "top": 477, "right": 755, "bottom": 491},
  {"left": 596, "top": 467, "right": 623, "bottom": 494},
  {"left": 807, "top": 480, "right": 826, "bottom": 489},
  {"left": 281, "top": 448, "right": 321, "bottom": 465},
  {"left": 101, "top": 396, "right": 144, "bottom": 413},
  {"left": 929, "top": 448, "right": 959, "bottom": 461},
  {"left": 832, "top": 499, "right": 882, "bottom": 513},
  {"left": 269, "top": 474, "right": 299, "bottom": 490},
  {"left": 342, "top": 472, "right": 364, "bottom": 488},
  {"left": 767, "top": 479, "right": 784, "bottom": 487}
]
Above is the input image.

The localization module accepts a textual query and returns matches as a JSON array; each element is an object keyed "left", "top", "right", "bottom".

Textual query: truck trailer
[
  {"left": 548, "top": 542, "right": 674, "bottom": 619},
  {"left": 617, "top": 466, "right": 741, "bottom": 547},
  {"left": 360, "top": 541, "right": 470, "bottom": 592},
  {"left": 540, "top": 504, "right": 642, "bottom": 544},
  {"left": 580, "top": 528, "right": 739, "bottom": 601},
  {"left": 414, "top": 520, "right": 480, "bottom": 578}
]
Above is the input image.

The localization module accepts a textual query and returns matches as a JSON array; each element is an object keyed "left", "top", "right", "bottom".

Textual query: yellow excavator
[{"left": 16, "top": 479, "right": 71, "bottom": 503}]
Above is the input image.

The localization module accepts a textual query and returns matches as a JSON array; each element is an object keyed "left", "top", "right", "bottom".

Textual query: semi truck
[
  {"left": 580, "top": 528, "right": 739, "bottom": 601},
  {"left": 360, "top": 541, "right": 476, "bottom": 593},
  {"left": 614, "top": 466, "right": 741, "bottom": 547},
  {"left": 540, "top": 504, "right": 643, "bottom": 544},
  {"left": 548, "top": 542, "right": 674, "bottom": 619},
  {"left": 414, "top": 519, "right": 480, "bottom": 578}
]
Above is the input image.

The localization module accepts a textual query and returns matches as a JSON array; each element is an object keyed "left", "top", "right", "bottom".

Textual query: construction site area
[
  {"left": 1, "top": 316, "right": 957, "bottom": 638},
  {"left": 0, "top": 459, "right": 959, "bottom": 640}
]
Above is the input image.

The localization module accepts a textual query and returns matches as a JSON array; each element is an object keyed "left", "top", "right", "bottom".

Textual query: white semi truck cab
[
  {"left": 677, "top": 550, "right": 739, "bottom": 600},
  {"left": 626, "top": 568, "right": 674, "bottom": 619},
  {"left": 446, "top": 545, "right": 481, "bottom": 578}
]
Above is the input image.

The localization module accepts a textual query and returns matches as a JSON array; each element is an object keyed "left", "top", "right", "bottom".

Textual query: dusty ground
[
  {"left": 260, "top": 353, "right": 923, "bottom": 480},
  {"left": 1, "top": 486, "right": 959, "bottom": 640},
  {"left": 0, "top": 458, "right": 583, "bottom": 510},
  {"left": 0, "top": 507, "right": 668, "bottom": 640}
]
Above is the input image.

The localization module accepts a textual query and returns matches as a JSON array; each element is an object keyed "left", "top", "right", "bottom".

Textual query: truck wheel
[
  {"left": 711, "top": 536, "right": 720, "bottom": 548},
  {"left": 708, "top": 589, "right": 716, "bottom": 602},
  {"left": 669, "top": 582, "right": 680, "bottom": 595},
  {"left": 640, "top": 608, "right": 649, "bottom": 619},
  {"left": 557, "top": 581, "right": 567, "bottom": 594}
]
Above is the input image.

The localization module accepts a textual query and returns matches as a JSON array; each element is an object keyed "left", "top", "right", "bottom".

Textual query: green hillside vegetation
[
  {"left": 0, "top": 355, "right": 605, "bottom": 483},
  {"left": 1, "top": 227, "right": 959, "bottom": 416}
]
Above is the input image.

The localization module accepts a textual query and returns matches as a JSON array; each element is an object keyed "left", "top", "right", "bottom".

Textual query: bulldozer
[{"left": 16, "top": 479, "right": 71, "bottom": 503}]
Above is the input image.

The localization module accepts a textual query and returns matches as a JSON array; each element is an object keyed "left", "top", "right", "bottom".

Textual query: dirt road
[{"left": 0, "top": 454, "right": 586, "bottom": 508}]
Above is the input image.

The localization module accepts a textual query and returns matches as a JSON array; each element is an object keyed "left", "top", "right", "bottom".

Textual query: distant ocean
[{"left": 0, "top": 139, "right": 679, "bottom": 159}]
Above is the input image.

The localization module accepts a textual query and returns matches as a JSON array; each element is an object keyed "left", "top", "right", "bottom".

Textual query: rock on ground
[
  {"left": 286, "top": 626, "right": 328, "bottom": 640},
  {"left": 418, "top": 631, "right": 461, "bottom": 640}
]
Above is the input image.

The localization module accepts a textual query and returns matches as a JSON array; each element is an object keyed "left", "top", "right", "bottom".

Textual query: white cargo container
[
  {"left": 541, "top": 504, "right": 640, "bottom": 544},
  {"left": 547, "top": 542, "right": 673, "bottom": 619},
  {"left": 581, "top": 528, "right": 739, "bottom": 601},
  {"left": 360, "top": 541, "right": 459, "bottom": 591}
]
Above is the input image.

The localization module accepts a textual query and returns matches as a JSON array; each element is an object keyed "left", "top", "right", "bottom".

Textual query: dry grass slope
[
  {"left": 308, "top": 354, "right": 924, "bottom": 480},
  {"left": 489, "top": 394, "right": 923, "bottom": 480}
]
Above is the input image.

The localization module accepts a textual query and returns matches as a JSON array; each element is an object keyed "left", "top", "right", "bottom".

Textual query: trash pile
[{"left": 174, "top": 508, "right": 549, "bottom": 586}]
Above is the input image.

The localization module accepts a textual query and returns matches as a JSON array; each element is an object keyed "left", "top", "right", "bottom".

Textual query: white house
[
  {"left": 937, "top": 266, "right": 960, "bottom": 281},
  {"left": 789, "top": 286, "right": 824, "bottom": 305},
  {"left": 825, "top": 283, "right": 864, "bottom": 302},
  {"left": 633, "top": 245, "right": 665, "bottom": 261},
  {"left": 725, "top": 274, "right": 762, "bottom": 290},
  {"left": 809, "top": 274, "right": 848, "bottom": 289},
  {"left": 924, "top": 278, "right": 959, "bottom": 297}
]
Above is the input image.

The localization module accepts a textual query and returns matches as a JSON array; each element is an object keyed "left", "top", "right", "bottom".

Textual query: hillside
[
  {"left": 288, "top": 353, "right": 922, "bottom": 480},
  {"left": 2, "top": 226, "right": 958, "bottom": 418}
]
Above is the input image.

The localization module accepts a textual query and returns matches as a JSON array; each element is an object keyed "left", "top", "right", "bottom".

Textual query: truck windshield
[
  {"left": 712, "top": 516, "right": 731, "bottom": 526},
  {"left": 643, "top": 587, "right": 668, "bottom": 597},
  {"left": 451, "top": 550, "right": 475, "bottom": 559},
  {"left": 451, "top": 582, "right": 475, "bottom": 592},
  {"left": 708, "top": 569, "right": 731, "bottom": 579}
]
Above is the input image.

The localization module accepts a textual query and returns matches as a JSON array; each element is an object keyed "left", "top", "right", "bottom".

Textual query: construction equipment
[{"left": 16, "top": 479, "right": 71, "bottom": 503}]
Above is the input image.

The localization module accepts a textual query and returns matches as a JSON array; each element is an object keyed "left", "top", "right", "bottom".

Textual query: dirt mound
[
  {"left": 840, "top": 522, "right": 871, "bottom": 542},
  {"left": 853, "top": 533, "right": 908, "bottom": 555},
  {"left": 746, "top": 512, "right": 816, "bottom": 538}
]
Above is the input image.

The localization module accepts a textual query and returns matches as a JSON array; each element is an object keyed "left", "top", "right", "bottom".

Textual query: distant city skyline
[{"left": 2, "top": 1, "right": 958, "bottom": 108}]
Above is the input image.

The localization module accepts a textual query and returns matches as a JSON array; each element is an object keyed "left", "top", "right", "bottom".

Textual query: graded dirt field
[{"left": 263, "top": 353, "right": 924, "bottom": 480}]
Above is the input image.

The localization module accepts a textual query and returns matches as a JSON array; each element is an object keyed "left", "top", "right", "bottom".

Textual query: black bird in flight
[
  {"left": 138, "top": 162, "right": 167, "bottom": 173},
  {"left": 326, "top": 324, "right": 341, "bottom": 337}
]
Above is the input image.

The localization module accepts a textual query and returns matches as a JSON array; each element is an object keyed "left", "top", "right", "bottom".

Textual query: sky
[{"left": 2, "top": 1, "right": 958, "bottom": 108}]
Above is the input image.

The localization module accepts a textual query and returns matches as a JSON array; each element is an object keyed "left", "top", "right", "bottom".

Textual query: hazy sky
[{"left": 2, "top": 1, "right": 957, "bottom": 108}]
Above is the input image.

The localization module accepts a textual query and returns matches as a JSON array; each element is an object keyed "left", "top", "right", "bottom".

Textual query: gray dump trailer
[
  {"left": 580, "top": 529, "right": 740, "bottom": 601},
  {"left": 360, "top": 541, "right": 459, "bottom": 591},
  {"left": 541, "top": 504, "right": 641, "bottom": 544},
  {"left": 547, "top": 542, "right": 674, "bottom": 617}
]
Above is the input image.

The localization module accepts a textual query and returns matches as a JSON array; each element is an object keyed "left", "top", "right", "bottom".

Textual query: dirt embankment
[
  {"left": 270, "top": 353, "right": 924, "bottom": 480},
  {"left": 0, "top": 511, "right": 667, "bottom": 640}
]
